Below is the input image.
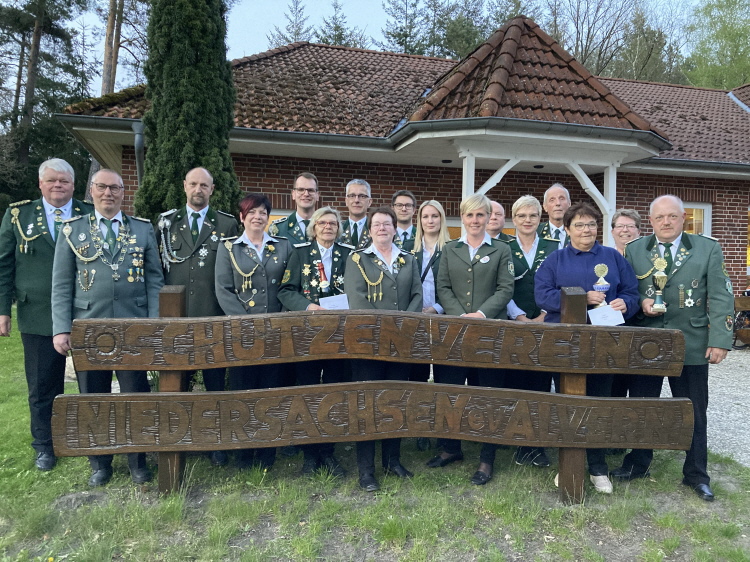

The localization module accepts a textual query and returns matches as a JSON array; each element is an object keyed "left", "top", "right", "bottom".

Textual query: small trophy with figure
[
  {"left": 651, "top": 257, "right": 668, "bottom": 312},
  {"left": 593, "top": 264, "right": 610, "bottom": 307}
]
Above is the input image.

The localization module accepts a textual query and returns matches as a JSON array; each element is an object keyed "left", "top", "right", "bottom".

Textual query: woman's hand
[
  {"left": 609, "top": 298, "right": 627, "bottom": 312},
  {"left": 422, "top": 306, "right": 438, "bottom": 314},
  {"left": 586, "top": 290, "right": 606, "bottom": 306}
]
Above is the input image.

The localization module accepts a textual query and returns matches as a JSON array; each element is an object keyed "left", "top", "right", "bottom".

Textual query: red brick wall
[{"left": 120, "top": 148, "right": 750, "bottom": 293}]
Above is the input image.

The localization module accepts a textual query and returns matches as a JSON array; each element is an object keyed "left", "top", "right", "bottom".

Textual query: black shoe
[
  {"left": 131, "top": 467, "right": 153, "bottom": 484},
  {"left": 35, "top": 452, "right": 56, "bottom": 471},
  {"left": 320, "top": 455, "right": 346, "bottom": 478},
  {"left": 515, "top": 447, "right": 550, "bottom": 468},
  {"left": 606, "top": 448, "right": 626, "bottom": 455},
  {"left": 359, "top": 473, "right": 380, "bottom": 492},
  {"left": 209, "top": 450, "right": 228, "bottom": 467},
  {"left": 383, "top": 463, "right": 413, "bottom": 478},
  {"left": 88, "top": 467, "right": 113, "bottom": 487},
  {"left": 426, "top": 452, "right": 464, "bottom": 468},
  {"left": 683, "top": 479, "right": 714, "bottom": 502},
  {"left": 416, "top": 437, "right": 431, "bottom": 451},
  {"left": 280, "top": 445, "right": 300, "bottom": 457},
  {"left": 236, "top": 450, "right": 254, "bottom": 470},
  {"left": 470, "top": 470, "right": 492, "bottom": 486},
  {"left": 301, "top": 456, "right": 320, "bottom": 476},
  {"left": 610, "top": 466, "right": 651, "bottom": 481}
]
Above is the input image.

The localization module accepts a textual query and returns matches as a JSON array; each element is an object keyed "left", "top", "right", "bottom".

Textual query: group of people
[{"left": 0, "top": 161, "right": 734, "bottom": 501}]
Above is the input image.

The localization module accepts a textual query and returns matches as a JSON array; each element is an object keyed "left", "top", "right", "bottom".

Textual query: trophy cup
[
  {"left": 593, "top": 264, "right": 610, "bottom": 307},
  {"left": 651, "top": 257, "right": 668, "bottom": 312}
]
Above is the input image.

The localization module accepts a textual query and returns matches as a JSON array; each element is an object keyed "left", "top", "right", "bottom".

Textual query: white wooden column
[{"left": 601, "top": 164, "right": 618, "bottom": 247}]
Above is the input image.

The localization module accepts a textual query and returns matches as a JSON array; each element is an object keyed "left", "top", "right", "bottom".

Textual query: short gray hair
[
  {"left": 611, "top": 209, "right": 642, "bottom": 230},
  {"left": 308, "top": 206, "right": 342, "bottom": 239},
  {"left": 512, "top": 195, "right": 542, "bottom": 217},
  {"left": 544, "top": 183, "right": 570, "bottom": 204},
  {"left": 346, "top": 178, "right": 371, "bottom": 197},
  {"left": 39, "top": 158, "right": 74, "bottom": 181}
]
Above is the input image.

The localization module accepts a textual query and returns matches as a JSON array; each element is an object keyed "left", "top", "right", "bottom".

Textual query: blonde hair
[
  {"left": 512, "top": 195, "right": 542, "bottom": 217},
  {"left": 414, "top": 200, "right": 450, "bottom": 252},
  {"left": 307, "top": 206, "right": 341, "bottom": 240},
  {"left": 460, "top": 193, "right": 491, "bottom": 215}
]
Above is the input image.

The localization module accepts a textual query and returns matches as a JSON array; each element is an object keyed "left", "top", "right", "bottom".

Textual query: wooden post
[
  {"left": 157, "top": 286, "right": 188, "bottom": 494},
  {"left": 558, "top": 286, "right": 588, "bottom": 504}
]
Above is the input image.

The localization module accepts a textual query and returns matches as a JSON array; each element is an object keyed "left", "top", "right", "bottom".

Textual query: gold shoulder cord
[
  {"left": 63, "top": 224, "right": 100, "bottom": 263},
  {"left": 226, "top": 240, "right": 260, "bottom": 291},
  {"left": 636, "top": 265, "right": 656, "bottom": 280},
  {"left": 10, "top": 208, "right": 42, "bottom": 253},
  {"left": 351, "top": 253, "right": 384, "bottom": 302}
]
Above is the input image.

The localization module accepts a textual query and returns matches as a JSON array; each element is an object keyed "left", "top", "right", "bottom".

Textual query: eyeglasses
[
  {"left": 92, "top": 183, "right": 123, "bottom": 194},
  {"left": 371, "top": 222, "right": 393, "bottom": 230},
  {"left": 393, "top": 203, "right": 414, "bottom": 210},
  {"left": 316, "top": 221, "right": 338, "bottom": 228},
  {"left": 514, "top": 213, "right": 540, "bottom": 220},
  {"left": 613, "top": 224, "right": 638, "bottom": 230},
  {"left": 346, "top": 193, "right": 369, "bottom": 200},
  {"left": 293, "top": 187, "right": 317, "bottom": 195},
  {"left": 572, "top": 222, "right": 597, "bottom": 231}
]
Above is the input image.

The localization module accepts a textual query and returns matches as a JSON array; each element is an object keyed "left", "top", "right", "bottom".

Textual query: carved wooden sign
[
  {"left": 69, "top": 311, "right": 685, "bottom": 375},
  {"left": 52, "top": 382, "right": 694, "bottom": 456}
]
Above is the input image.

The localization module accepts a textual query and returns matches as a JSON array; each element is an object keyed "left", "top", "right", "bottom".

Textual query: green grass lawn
[{"left": 1, "top": 311, "right": 749, "bottom": 561}]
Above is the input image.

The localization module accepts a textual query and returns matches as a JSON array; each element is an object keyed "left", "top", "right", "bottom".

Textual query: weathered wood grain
[
  {"left": 51, "top": 382, "right": 694, "bottom": 457},
  {"left": 69, "top": 310, "right": 686, "bottom": 375}
]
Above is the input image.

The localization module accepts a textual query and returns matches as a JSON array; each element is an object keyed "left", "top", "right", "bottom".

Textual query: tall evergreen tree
[
  {"left": 316, "top": 0, "right": 369, "bottom": 48},
  {"left": 378, "top": 0, "right": 426, "bottom": 55},
  {"left": 137, "top": 0, "right": 240, "bottom": 221},
  {"left": 267, "top": 0, "right": 314, "bottom": 48}
]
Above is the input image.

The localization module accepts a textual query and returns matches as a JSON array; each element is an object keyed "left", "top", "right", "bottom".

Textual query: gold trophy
[
  {"left": 593, "top": 264, "right": 610, "bottom": 307},
  {"left": 651, "top": 257, "right": 668, "bottom": 313}
]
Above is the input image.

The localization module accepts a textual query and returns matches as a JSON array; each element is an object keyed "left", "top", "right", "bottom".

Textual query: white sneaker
[
  {"left": 554, "top": 473, "right": 559, "bottom": 487},
  {"left": 590, "top": 474, "right": 613, "bottom": 494}
]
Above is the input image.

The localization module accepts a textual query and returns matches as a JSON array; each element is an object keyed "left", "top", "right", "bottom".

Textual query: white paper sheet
[
  {"left": 318, "top": 294, "right": 349, "bottom": 310},
  {"left": 587, "top": 304, "right": 625, "bottom": 326}
]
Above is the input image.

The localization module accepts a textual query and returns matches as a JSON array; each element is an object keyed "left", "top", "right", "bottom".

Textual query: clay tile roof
[
  {"left": 732, "top": 83, "right": 750, "bottom": 108},
  {"left": 408, "top": 16, "right": 665, "bottom": 138},
  {"left": 600, "top": 78, "right": 750, "bottom": 164},
  {"left": 65, "top": 85, "right": 147, "bottom": 119},
  {"left": 66, "top": 42, "right": 455, "bottom": 138}
]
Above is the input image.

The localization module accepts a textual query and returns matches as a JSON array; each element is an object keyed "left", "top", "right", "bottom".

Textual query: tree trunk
[
  {"left": 101, "top": 0, "right": 117, "bottom": 95},
  {"left": 11, "top": 36, "right": 27, "bottom": 128},
  {"left": 17, "top": 0, "right": 46, "bottom": 165}
]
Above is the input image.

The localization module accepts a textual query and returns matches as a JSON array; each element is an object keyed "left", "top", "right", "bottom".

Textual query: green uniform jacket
[
  {"left": 52, "top": 213, "right": 164, "bottom": 335},
  {"left": 0, "top": 198, "right": 92, "bottom": 335},
  {"left": 508, "top": 236, "right": 558, "bottom": 319},
  {"left": 338, "top": 220, "right": 371, "bottom": 250},
  {"left": 394, "top": 225, "right": 416, "bottom": 249},
  {"left": 278, "top": 242, "right": 352, "bottom": 311},
  {"left": 268, "top": 212, "right": 309, "bottom": 245},
  {"left": 537, "top": 222, "right": 569, "bottom": 247},
  {"left": 345, "top": 247, "right": 422, "bottom": 311},
  {"left": 624, "top": 233, "right": 734, "bottom": 365},
  {"left": 215, "top": 236, "right": 292, "bottom": 316},
  {"left": 156, "top": 206, "right": 239, "bottom": 317},
  {"left": 437, "top": 239, "right": 514, "bottom": 319}
]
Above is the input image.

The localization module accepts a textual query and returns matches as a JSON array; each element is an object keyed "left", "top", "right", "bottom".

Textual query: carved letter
[
  {"left": 254, "top": 397, "right": 284, "bottom": 441},
  {"left": 317, "top": 391, "right": 347, "bottom": 436},
  {"left": 219, "top": 399, "right": 252, "bottom": 444},
  {"left": 434, "top": 393, "right": 470, "bottom": 433},
  {"left": 462, "top": 324, "right": 501, "bottom": 364},
  {"left": 498, "top": 327, "right": 538, "bottom": 366},
  {"left": 280, "top": 395, "right": 322, "bottom": 440},
  {"left": 347, "top": 390, "right": 376, "bottom": 434},
  {"left": 307, "top": 316, "right": 345, "bottom": 357},
  {"left": 379, "top": 316, "right": 420, "bottom": 358},
  {"left": 158, "top": 401, "right": 191, "bottom": 446},
  {"left": 405, "top": 390, "right": 433, "bottom": 432},
  {"left": 129, "top": 401, "right": 158, "bottom": 445},
  {"left": 343, "top": 316, "right": 379, "bottom": 355},
  {"left": 503, "top": 400, "right": 536, "bottom": 441},
  {"left": 375, "top": 390, "right": 406, "bottom": 433}
]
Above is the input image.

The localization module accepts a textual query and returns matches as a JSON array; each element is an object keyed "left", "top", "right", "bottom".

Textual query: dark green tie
[
  {"left": 53, "top": 209, "right": 63, "bottom": 240},
  {"left": 551, "top": 228, "right": 560, "bottom": 240},
  {"left": 662, "top": 242, "right": 673, "bottom": 272},
  {"left": 301, "top": 219, "right": 309, "bottom": 238},
  {"left": 103, "top": 218, "right": 116, "bottom": 250},
  {"left": 351, "top": 222, "right": 359, "bottom": 247},
  {"left": 191, "top": 212, "right": 200, "bottom": 242}
]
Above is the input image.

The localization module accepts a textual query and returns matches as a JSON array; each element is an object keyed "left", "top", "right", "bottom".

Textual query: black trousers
[
  {"left": 621, "top": 364, "right": 710, "bottom": 485},
  {"left": 228, "top": 363, "right": 283, "bottom": 467},
  {"left": 432, "top": 365, "right": 506, "bottom": 464},
  {"left": 296, "top": 359, "right": 351, "bottom": 460},
  {"left": 198, "top": 367, "right": 227, "bottom": 392},
  {"left": 76, "top": 369, "right": 150, "bottom": 471},
  {"left": 21, "top": 333, "right": 66, "bottom": 455},
  {"left": 350, "top": 359, "right": 405, "bottom": 475}
]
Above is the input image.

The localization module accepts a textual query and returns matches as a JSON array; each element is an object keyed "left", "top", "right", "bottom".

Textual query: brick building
[{"left": 58, "top": 17, "right": 750, "bottom": 291}]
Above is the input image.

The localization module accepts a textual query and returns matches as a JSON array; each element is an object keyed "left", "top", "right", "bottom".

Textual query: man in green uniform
[
  {"left": 391, "top": 190, "right": 416, "bottom": 248},
  {"left": 487, "top": 200, "right": 513, "bottom": 242},
  {"left": 339, "top": 179, "right": 372, "bottom": 249},
  {"left": 0, "top": 158, "right": 91, "bottom": 471},
  {"left": 537, "top": 183, "right": 571, "bottom": 248},
  {"left": 268, "top": 172, "right": 319, "bottom": 245},
  {"left": 610, "top": 195, "right": 734, "bottom": 502},
  {"left": 52, "top": 169, "right": 164, "bottom": 487},
  {"left": 156, "top": 167, "right": 239, "bottom": 466}
]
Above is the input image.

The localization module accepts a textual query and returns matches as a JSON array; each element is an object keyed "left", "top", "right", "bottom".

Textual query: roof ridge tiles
[{"left": 598, "top": 76, "right": 731, "bottom": 92}]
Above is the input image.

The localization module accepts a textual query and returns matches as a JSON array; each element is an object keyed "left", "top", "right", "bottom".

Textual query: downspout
[{"left": 132, "top": 120, "right": 145, "bottom": 187}]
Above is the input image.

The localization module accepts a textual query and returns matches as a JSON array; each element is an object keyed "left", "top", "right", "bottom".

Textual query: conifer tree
[{"left": 136, "top": 0, "right": 240, "bottom": 220}]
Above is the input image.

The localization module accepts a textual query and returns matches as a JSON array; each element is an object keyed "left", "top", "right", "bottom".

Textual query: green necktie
[
  {"left": 301, "top": 219, "right": 309, "bottom": 238},
  {"left": 351, "top": 221, "right": 359, "bottom": 247},
  {"left": 662, "top": 242, "right": 673, "bottom": 272},
  {"left": 53, "top": 209, "right": 63, "bottom": 241},
  {"left": 102, "top": 218, "right": 116, "bottom": 250},
  {"left": 551, "top": 228, "right": 560, "bottom": 240},
  {"left": 191, "top": 212, "right": 200, "bottom": 242}
]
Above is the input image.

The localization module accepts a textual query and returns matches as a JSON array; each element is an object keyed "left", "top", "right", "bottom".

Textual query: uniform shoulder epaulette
[
  {"left": 220, "top": 235, "right": 238, "bottom": 242},
  {"left": 294, "top": 242, "right": 312, "bottom": 248},
  {"left": 131, "top": 216, "right": 151, "bottom": 223},
  {"left": 216, "top": 210, "right": 235, "bottom": 218},
  {"left": 351, "top": 247, "right": 366, "bottom": 253},
  {"left": 698, "top": 233, "right": 718, "bottom": 241},
  {"left": 271, "top": 235, "right": 288, "bottom": 240},
  {"left": 495, "top": 237, "right": 511, "bottom": 244},
  {"left": 9, "top": 200, "right": 31, "bottom": 208},
  {"left": 338, "top": 242, "right": 355, "bottom": 250},
  {"left": 160, "top": 209, "right": 177, "bottom": 216},
  {"left": 625, "top": 236, "right": 643, "bottom": 245},
  {"left": 270, "top": 216, "right": 287, "bottom": 225},
  {"left": 62, "top": 215, "right": 84, "bottom": 223},
  {"left": 543, "top": 236, "right": 558, "bottom": 242}
]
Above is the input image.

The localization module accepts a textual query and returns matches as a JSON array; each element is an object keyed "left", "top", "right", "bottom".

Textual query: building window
[{"left": 684, "top": 203, "right": 711, "bottom": 236}]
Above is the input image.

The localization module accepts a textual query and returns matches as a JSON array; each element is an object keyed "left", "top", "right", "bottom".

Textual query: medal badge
[{"left": 78, "top": 233, "right": 86, "bottom": 242}]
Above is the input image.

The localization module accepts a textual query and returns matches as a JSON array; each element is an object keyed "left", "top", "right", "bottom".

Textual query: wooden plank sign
[
  {"left": 69, "top": 310, "right": 685, "bottom": 376},
  {"left": 52, "top": 382, "right": 694, "bottom": 457}
]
